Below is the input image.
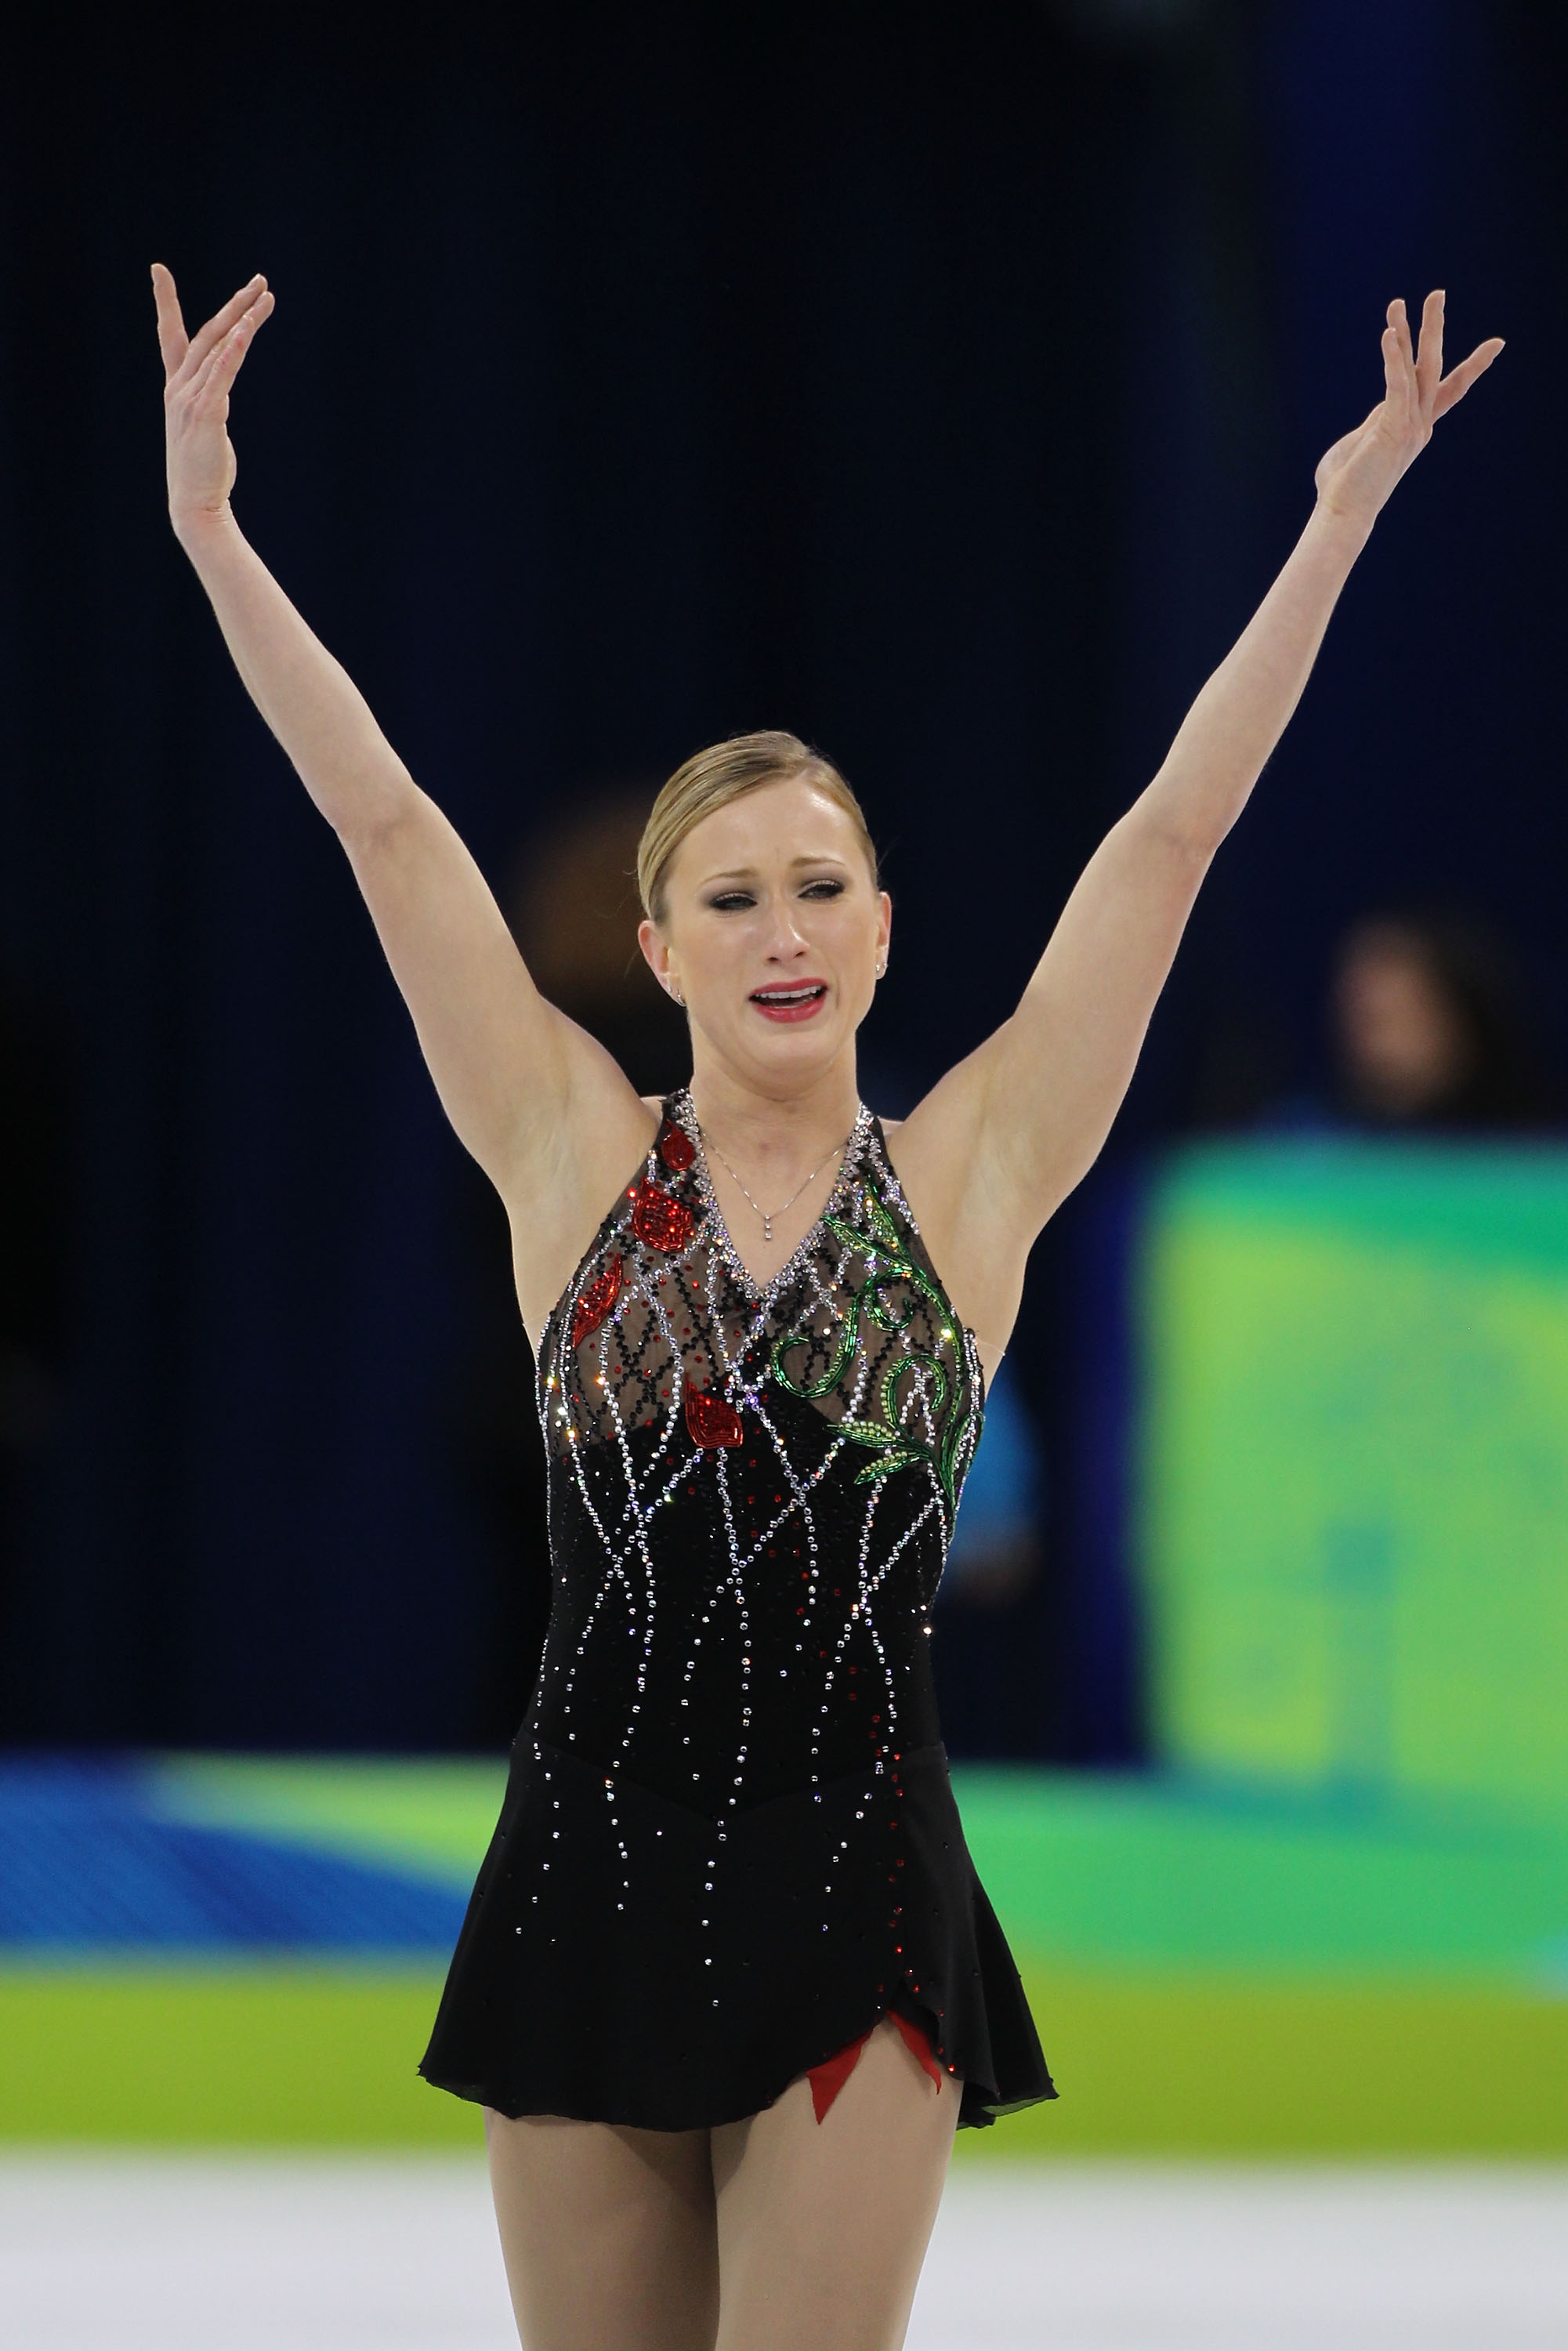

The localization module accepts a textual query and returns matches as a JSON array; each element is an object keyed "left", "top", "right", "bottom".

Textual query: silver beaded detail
[{"left": 523, "top": 1097, "right": 982, "bottom": 1988}]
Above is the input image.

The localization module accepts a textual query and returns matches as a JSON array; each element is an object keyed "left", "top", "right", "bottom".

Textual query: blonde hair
[{"left": 636, "top": 731, "right": 878, "bottom": 924}]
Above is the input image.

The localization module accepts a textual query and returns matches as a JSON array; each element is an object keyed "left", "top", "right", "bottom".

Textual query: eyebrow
[{"left": 697, "top": 855, "right": 853, "bottom": 886}]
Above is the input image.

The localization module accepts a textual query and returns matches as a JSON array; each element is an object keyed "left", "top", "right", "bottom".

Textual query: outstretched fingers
[
  {"left": 1383, "top": 291, "right": 1501, "bottom": 436},
  {"left": 1320, "top": 292, "right": 1501, "bottom": 520},
  {"left": 1388, "top": 295, "right": 1416, "bottom": 372},
  {"left": 1434, "top": 335, "right": 1505, "bottom": 418},
  {"left": 185, "top": 290, "right": 274, "bottom": 407},
  {"left": 150, "top": 263, "right": 190, "bottom": 378},
  {"left": 1414, "top": 289, "right": 1445, "bottom": 418},
  {"left": 165, "top": 273, "right": 270, "bottom": 393},
  {"left": 1381, "top": 302, "right": 1414, "bottom": 433},
  {"left": 1400, "top": 286, "right": 1503, "bottom": 423}
]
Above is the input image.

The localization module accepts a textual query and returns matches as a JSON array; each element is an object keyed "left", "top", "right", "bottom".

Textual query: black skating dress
[{"left": 419, "top": 1094, "right": 1055, "bottom": 2131}]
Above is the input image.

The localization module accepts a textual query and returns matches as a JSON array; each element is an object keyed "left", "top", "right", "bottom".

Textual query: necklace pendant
[{"left": 763, "top": 1215, "right": 773, "bottom": 1244}]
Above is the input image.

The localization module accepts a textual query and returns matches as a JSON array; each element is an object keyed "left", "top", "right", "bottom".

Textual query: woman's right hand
[{"left": 152, "top": 264, "right": 274, "bottom": 532}]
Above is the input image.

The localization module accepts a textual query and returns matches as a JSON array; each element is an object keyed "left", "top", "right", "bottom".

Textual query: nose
[{"left": 762, "top": 901, "right": 810, "bottom": 962}]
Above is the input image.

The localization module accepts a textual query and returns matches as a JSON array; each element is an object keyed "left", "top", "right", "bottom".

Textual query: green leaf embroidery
[
  {"left": 771, "top": 1173, "right": 979, "bottom": 1509},
  {"left": 854, "top": 1449, "right": 926, "bottom": 1485},
  {"left": 838, "top": 1417, "right": 900, "bottom": 1448}
]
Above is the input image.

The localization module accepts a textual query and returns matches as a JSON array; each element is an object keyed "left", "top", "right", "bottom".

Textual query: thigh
[
  {"left": 484, "top": 2106, "right": 719, "bottom": 2351},
  {"left": 708, "top": 2020, "right": 959, "bottom": 2351}
]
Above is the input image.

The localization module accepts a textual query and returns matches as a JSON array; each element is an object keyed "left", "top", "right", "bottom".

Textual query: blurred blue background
[{"left": 1, "top": 0, "right": 1565, "bottom": 1780}]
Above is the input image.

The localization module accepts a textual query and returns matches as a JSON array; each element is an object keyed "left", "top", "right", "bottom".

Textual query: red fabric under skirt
[{"left": 806, "top": 2012, "right": 943, "bottom": 2123}]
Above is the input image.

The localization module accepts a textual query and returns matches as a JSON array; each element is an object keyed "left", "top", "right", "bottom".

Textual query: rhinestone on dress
[{"left": 517, "top": 1090, "right": 986, "bottom": 2083}]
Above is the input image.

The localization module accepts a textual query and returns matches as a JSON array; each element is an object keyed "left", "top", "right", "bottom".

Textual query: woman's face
[
  {"left": 1334, "top": 927, "right": 1472, "bottom": 1117},
  {"left": 639, "top": 776, "right": 891, "bottom": 1092}
]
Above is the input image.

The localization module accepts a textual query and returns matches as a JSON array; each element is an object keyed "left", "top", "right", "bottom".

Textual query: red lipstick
[{"left": 749, "top": 980, "right": 829, "bottom": 1023}]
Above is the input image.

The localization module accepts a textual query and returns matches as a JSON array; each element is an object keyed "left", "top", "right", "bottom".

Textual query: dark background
[{"left": 2, "top": 0, "right": 1563, "bottom": 1757}]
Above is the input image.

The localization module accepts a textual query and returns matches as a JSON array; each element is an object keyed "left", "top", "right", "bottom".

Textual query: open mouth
[{"left": 749, "top": 982, "right": 828, "bottom": 1023}]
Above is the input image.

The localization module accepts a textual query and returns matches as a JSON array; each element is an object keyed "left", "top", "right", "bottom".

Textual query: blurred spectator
[{"left": 1331, "top": 910, "right": 1557, "bottom": 1132}]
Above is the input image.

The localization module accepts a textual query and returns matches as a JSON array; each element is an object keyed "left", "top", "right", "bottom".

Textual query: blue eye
[
  {"left": 708, "top": 892, "right": 755, "bottom": 912},
  {"left": 800, "top": 879, "right": 846, "bottom": 900}
]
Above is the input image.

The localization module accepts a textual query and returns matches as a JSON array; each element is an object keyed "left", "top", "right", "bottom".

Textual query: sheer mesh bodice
[{"left": 529, "top": 1093, "right": 984, "bottom": 1818}]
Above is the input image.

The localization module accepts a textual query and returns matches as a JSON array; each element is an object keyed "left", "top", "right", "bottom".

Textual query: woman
[{"left": 152, "top": 264, "right": 1500, "bottom": 2350}]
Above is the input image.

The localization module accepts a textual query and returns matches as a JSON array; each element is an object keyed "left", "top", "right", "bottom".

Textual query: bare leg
[
  {"left": 484, "top": 2107, "right": 720, "bottom": 2351},
  {"left": 709, "top": 2020, "right": 960, "bottom": 2351}
]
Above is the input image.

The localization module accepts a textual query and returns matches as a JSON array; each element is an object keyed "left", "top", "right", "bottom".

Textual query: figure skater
[{"left": 152, "top": 263, "right": 1499, "bottom": 2350}]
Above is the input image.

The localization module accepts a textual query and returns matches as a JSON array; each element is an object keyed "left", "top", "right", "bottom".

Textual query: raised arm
[
  {"left": 153, "top": 267, "right": 652, "bottom": 1314},
  {"left": 893, "top": 292, "right": 1503, "bottom": 1362}
]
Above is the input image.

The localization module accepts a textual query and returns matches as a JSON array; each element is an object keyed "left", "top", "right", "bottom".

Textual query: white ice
[{"left": 1, "top": 2154, "right": 1565, "bottom": 2349}]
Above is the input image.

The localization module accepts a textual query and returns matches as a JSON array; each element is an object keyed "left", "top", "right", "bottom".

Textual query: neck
[{"left": 686, "top": 1056, "right": 861, "bottom": 1180}]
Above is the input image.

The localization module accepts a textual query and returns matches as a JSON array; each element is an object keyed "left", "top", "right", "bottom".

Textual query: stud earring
[
  {"left": 875, "top": 958, "right": 887, "bottom": 979},
  {"left": 669, "top": 980, "right": 684, "bottom": 1007}
]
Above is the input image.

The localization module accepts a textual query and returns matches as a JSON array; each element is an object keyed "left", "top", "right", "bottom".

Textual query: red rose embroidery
[
  {"left": 685, "top": 1388, "right": 744, "bottom": 1448},
  {"left": 632, "top": 1177, "right": 695, "bottom": 1254},
  {"left": 657, "top": 1118, "right": 695, "bottom": 1173},
  {"left": 570, "top": 1254, "right": 624, "bottom": 1350}
]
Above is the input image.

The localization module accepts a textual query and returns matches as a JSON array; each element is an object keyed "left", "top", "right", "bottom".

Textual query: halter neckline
[{"left": 672, "top": 1088, "right": 875, "bottom": 1310}]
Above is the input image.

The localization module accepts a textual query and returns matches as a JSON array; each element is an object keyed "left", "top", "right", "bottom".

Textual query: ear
[
  {"left": 876, "top": 890, "right": 893, "bottom": 962},
  {"left": 637, "top": 916, "right": 675, "bottom": 996}
]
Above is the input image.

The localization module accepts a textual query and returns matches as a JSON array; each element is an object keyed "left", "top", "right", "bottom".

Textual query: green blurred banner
[{"left": 1140, "top": 1139, "right": 1568, "bottom": 1821}]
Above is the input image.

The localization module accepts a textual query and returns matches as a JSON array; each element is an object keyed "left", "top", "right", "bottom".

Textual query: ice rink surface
[{"left": 2, "top": 2154, "right": 1566, "bottom": 2349}]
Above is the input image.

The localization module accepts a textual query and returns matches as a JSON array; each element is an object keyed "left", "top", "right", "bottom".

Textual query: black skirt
[{"left": 419, "top": 1732, "right": 1055, "bottom": 2132}]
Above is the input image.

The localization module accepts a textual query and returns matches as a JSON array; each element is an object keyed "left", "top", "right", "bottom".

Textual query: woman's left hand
[{"left": 1314, "top": 291, "right": 1503, "bottom": 529}]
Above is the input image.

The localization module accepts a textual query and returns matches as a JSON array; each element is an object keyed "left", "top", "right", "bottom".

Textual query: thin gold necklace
[{"left": 697, "top": 1118, "right": 854, "bottom": 1245}]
